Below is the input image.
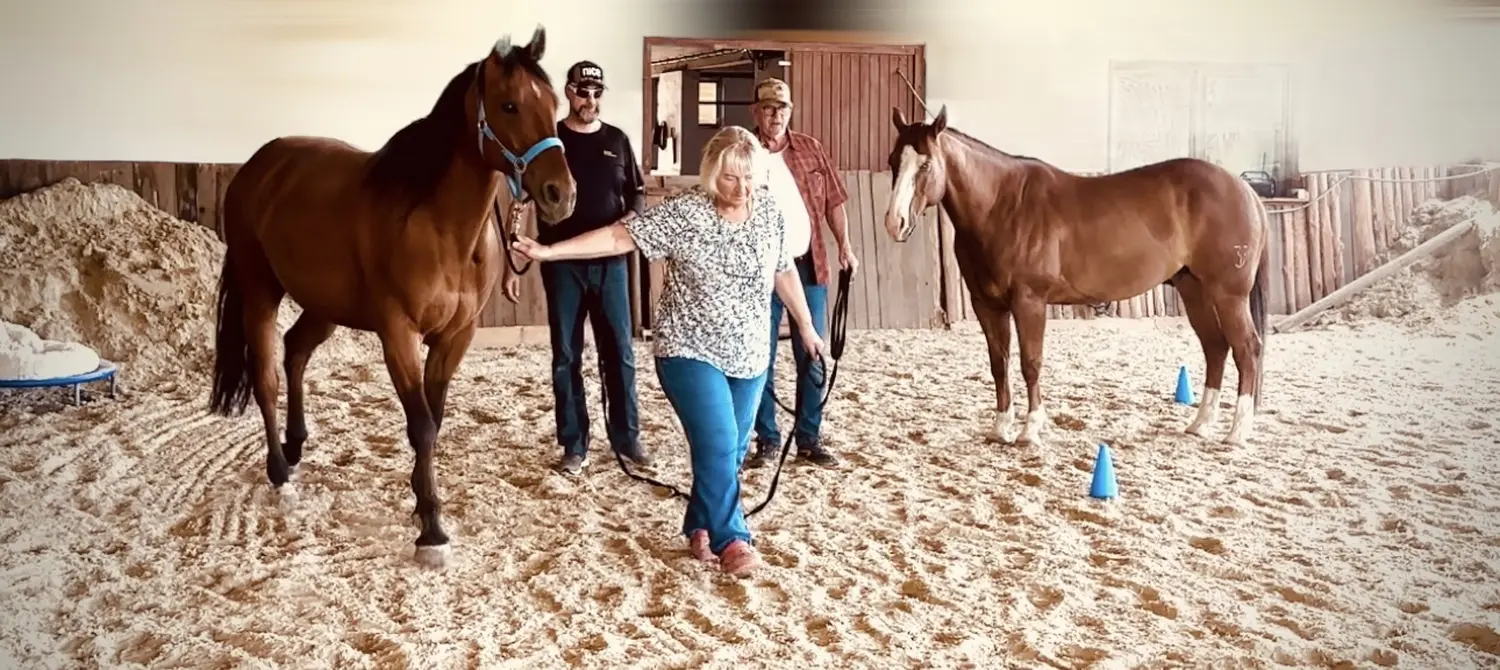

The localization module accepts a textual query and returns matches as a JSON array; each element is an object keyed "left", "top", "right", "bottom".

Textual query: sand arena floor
[{"left": 1, "top": 312, "right": 1498, "bottom": 669}]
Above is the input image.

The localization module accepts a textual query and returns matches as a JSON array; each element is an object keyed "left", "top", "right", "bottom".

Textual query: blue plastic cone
[
  {"left": 1174, "top": 365, "right": 1196, "bottom": 406},
  {"left": 1090, "top": 443, "right": 1118, "bottom": 500}
]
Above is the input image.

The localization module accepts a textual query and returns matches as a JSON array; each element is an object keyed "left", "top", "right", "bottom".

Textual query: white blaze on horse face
[{"left": 886, "top": 144, "right": 924, "bottom": 240}]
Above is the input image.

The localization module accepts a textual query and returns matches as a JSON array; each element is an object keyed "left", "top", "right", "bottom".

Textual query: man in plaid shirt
[{"left": 744, "top": 77, "right": 859, "bottom": 469}]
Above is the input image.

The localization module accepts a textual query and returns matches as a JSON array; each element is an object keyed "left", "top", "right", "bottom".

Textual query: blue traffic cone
[
  {"left": 1090, "top": 443, "right": 1118, "bottom": 500},
  {"left": 1174, "top": 365, "right": 1195, "bottom": 406}
]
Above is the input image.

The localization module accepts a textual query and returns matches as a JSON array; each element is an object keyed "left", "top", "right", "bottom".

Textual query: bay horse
[
  {"left": 884, "top": 106, "right": 1270, "bottom": 448},
  {"left": 208, "top": 27, "right": 576, "bottom": 568}
]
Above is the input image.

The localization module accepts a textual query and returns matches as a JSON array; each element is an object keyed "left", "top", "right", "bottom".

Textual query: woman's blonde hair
[{"left": 699, "top": 125, "right": 766, "bottom": 201}]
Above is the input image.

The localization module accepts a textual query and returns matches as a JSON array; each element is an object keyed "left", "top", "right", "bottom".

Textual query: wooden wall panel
[
  {"left": 6, "top": 159, "right": 1493, "bottom": 333},
  {"left": 787, "top": 48, "right": 923, "bottom": 172},
  {"left": 1, "top": 159, "right": 237, "bottom": 230}
]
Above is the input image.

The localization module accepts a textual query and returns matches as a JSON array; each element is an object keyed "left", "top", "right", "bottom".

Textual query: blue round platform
[{"left": 0, "top": 360, "right": 118, "bottom": 404}]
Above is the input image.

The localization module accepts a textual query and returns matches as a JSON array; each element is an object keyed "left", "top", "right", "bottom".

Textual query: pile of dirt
[
  {"left": 1310, "top": 195, "right": 1500, "bottom": 331},
  {"left": 0, "top": 178, "right": 380, "bottom": 391}
]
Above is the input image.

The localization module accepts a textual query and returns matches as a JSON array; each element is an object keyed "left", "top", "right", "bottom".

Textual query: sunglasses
[{"left": 569, "top": 85, "right": 603, "bottom": 100}]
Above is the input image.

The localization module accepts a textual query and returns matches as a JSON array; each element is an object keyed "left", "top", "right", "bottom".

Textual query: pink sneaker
[
  {"left": 688, "top": 530, "right": 714, "bottom": 562},
  {"left": 719, "top": 540, "right": 760, "bottom": 576}
]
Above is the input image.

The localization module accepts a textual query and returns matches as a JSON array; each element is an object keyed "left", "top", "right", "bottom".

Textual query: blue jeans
[
  {"left": 540, "top": 256, "right": 639, "bottom": 458},
  {"left": 754, "top": 255, "right": 828, "bottom": 446},
  {"left": 655, "top": 356, "right": 767, "bottom": 554}
]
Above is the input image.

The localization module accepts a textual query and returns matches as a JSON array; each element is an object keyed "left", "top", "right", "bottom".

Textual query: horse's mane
[
  {"left": 362, "top": 45, "right": 553, "bottom": 215},
  {"left": 941, "top": 127, "right": 1055, "bottom": 170}
]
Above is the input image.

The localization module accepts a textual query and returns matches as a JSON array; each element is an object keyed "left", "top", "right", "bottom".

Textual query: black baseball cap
[{"left": 567, "top": 61, "right": 605, "bottom": 89}]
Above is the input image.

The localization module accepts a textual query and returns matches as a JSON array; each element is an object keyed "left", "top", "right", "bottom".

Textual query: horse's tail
[
  {"left": 1246, "top": 183, "right": 1272, "bottom": 407},
  {"left": 208, "top": 247, "right": 253, "bottom": 417}
]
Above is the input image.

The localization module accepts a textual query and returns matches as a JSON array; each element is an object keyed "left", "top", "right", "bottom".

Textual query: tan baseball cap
[{"left": 754, "top": 77, "right": 792, "bottom": 107}]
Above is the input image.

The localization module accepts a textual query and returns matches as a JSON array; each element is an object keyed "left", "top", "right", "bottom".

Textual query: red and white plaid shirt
[{"left": 757, "top": 128, "right": 848, "bottom": 286}]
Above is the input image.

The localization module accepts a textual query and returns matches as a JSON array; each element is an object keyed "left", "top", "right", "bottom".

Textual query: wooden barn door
[
  {"left": 784, "top": 46, "right": 941, "bottom": 330},
  {"left": 786, "top": 47, "right": 921, "bottom": 172}
]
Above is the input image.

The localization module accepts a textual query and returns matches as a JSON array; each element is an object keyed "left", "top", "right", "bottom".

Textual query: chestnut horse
[
  {"left": 884, "top": 106, "right": 1270, "bottom": 448},
  {"left": 208, "top": 27, "right": 577, "bottom": 568}
]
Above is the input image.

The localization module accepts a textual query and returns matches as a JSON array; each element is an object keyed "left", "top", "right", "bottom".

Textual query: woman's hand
[
  {"left": 501, "top": 274, "right": 522, "bottom": 303},
  {"left": 511, "top": 235, "right": 554, "bottom": 262},
  {"left": 799, "top": 326, "right": 826, "bottom": 363}
]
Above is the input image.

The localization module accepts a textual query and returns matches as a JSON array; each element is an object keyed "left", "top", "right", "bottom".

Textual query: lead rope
[
  {"left": 747, "top": 266, "right": 850, "bottom": 517},
  {"left": 494, "top": 198, "right": 533, "bottom": 276},
  {"left": 600, "top": 266, "right": 853, "bottom": 517}
]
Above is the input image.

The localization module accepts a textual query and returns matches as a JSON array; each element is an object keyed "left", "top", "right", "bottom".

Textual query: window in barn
[
  {"left": 697, "top": 80, "right": 721, "bottom": 126},
  {"left": 1108, "top": 61, "right": 1294, "bottom": 194}
]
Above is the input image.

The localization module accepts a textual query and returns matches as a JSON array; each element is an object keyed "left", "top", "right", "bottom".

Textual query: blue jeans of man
[
  {"left": 655, "top": 356, "right": 767, "bottom": 554},
  {"left": 540, "top": 256, "right": 639, "bottom": 458},
  {"left": 754, "top": 255, "right": 828, "bottom": 446}
]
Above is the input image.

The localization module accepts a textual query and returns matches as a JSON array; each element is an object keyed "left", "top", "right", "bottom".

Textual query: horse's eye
[{"left": 502, "top": 102, "right": 520, "bottom": 114}]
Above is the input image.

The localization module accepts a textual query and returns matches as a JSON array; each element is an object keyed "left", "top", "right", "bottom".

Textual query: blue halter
[{"left": 473, "top": 58, "right": 565, "bottom": 202}]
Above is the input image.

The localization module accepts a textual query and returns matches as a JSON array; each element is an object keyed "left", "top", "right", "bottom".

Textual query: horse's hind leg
[
  {"left": 379, "top": 328, "right": 450, "bottom": 568},
  {"left": 283, "top": 313, "right": 337, "bottom": 470},
  {"left": 1210, "top": 288, "right": 1263, "bottom": 447},
  {"left": 241, "top": 278, "right": 291, "bottom": 498},
  {"left": 1173, "top": 272, "right": 1231, "bottom": 438}
]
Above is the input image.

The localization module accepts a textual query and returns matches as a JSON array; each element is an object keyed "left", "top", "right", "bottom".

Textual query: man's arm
[{"left": 621, "top": 130, "right": 648, "bottom": 217}]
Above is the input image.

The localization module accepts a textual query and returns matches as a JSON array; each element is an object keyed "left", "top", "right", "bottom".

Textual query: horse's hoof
[
  {"left": 990, "top": 412, "right": 1016, "bottom": 443},
  {"left": 275, "top": 483, "right": 299, "bottom": 508},
  {"left": 1016, "top": 408, "right": 1047, "bottom": 447},
  {"left": 414, "top": 544, "right": 452, "bottom": 569}
]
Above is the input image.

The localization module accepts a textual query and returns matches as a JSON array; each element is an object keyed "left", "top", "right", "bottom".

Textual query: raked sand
[
  {"left": 1, "top": 313, "right": 1498, "bottom": 669},
  {"left": 2, "top": 179, "right": 1499, "bottom": 669}
]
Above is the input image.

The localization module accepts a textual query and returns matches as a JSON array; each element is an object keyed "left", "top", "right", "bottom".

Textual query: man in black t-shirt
[{"left": 512, "top": 61, "right": 649, "bottom": 476}]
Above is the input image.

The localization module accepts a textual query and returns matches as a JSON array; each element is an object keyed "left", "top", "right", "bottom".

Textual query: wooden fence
[
  {"left": 0, "top": 160, "right": 238, "bottom": 235},
  {"left": 4, "top": 159, "right": 1497, "bottom": 334}
]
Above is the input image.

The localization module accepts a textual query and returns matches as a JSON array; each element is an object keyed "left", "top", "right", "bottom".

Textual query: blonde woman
[{"left": 512, "top": 125, "right": 824, "bottom": 576}]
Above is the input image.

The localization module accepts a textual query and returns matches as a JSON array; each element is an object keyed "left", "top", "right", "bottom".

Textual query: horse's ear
[
  {"left": 492, "top": 35, "right": 513, "bottom": 59},
  {"left": 891, "top": 106, "right": 908, "bottom": 129},
  {"left": 932, "top": 105, "right": 948, "bottom": 134},
  {"left": 524, "top": 25, "right": 546, "bottom": 61}
]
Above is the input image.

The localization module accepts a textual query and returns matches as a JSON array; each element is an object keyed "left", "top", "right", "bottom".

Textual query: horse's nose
[
  {"left": 533, "top": 175, "right": 578, "bottom": 224},
  {"left": 884, "top": 210, "right": 906, "bottom": 240}
]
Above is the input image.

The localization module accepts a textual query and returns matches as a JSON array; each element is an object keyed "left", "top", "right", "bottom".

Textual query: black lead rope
[
  {"left": 494, "top": 198, "right": 533, "bottom": 276},
  {"left": 600, "top": 266, "right": 853, "bottom": 518},
  {"left": 747, "top": 266, "right": 850, "bottom": 517}
]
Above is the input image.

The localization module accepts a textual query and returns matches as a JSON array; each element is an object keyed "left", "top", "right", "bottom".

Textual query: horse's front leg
[
  {"left": 1011, "top": 293, "right": 1050, "bottom": 447},
  {"left": 423, "top": 323, "right": 478, "bottom": 436},
  {"left": 378, "top": 328, "right": 450, "bottom": 568},
  {"left": 971, "top": 298, "right": 1015, "bottom": 442}
]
